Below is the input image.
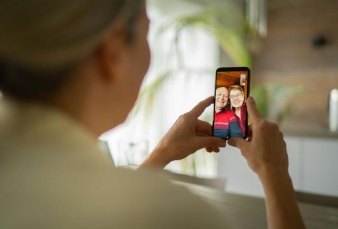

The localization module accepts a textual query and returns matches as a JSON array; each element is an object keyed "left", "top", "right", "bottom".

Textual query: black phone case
[{"left": 212, "top": 67, "right": 250, "bottom": 140}]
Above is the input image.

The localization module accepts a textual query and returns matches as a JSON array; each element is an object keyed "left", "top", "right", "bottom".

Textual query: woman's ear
[{"left": 95, "top": 25, "right": 129, "bottom": 85}]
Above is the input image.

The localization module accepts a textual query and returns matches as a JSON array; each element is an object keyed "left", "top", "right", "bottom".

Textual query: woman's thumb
[
  {"left": 228, "top": 137, "right": 246, "bottom": 149},
  {"left": 198, "top": 137, "right": 226, "bottom": 149}
]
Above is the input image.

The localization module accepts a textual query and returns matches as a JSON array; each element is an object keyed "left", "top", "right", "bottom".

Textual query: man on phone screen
[{"left": 213, "top": 87, "right": 243, "bottom": 140}]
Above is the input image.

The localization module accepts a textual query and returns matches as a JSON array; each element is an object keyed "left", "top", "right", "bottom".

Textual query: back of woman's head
[{"left": 0, "top": 0, "right": 141, "bottom": 100}]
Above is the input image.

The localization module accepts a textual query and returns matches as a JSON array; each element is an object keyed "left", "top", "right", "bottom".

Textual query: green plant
[
  {"left": 157, "top": 1, "right": 252, "bottom": 67},
  {"left": 127, "top": 1, "right": 251, "bottom": 124},
  {"left": 251, "top": 84, "right": 304, "bottom": 125},
  {"left": 125, "top": 0, "right": 302, "bottom": 176}
]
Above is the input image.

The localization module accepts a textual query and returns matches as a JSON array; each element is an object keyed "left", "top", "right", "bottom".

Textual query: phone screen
[{"left": 212, "top": 67, "right": 250, "bottom": 140}]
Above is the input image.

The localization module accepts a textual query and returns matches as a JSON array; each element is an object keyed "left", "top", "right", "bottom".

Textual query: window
[{"left": 101, "top": 1, "right": 221, "bottom": 177}]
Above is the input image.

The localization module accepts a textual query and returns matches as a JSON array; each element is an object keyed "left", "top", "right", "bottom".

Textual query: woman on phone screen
[{"left": 229, "top": 85, "right": 247, "bottom": 136}]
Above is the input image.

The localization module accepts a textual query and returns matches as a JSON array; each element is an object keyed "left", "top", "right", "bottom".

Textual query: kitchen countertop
[{"left": 173, "top": 181, "right": 338, "bottom": 229}]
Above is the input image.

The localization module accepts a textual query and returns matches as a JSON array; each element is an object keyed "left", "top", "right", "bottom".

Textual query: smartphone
[{"left": 212, "top": 67, "right": 250, "bottom": 140}]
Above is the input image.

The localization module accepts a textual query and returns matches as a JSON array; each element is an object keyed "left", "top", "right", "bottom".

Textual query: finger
[
  {"left": 196, "top": 136, "right": 226, "bottom": 149},
  {"left": 189, "top": 96, "right": 214, "bottom": 118},
  {"left": 228, "top": 137, "right": 247, "bottom": 150},
  {"left": 205, "top": 147, "right": 220, "bottom": 153},
  {"left": 205, "top": 147, "right": 213, "bottom": 152},
  {"left": 246, "top": 96, "right": 263, "bottom": 124},
  {"left": 195, "top": 120, "right": 212, "bottom": 135},
  {"left": 246, "top": 124, "right": 253, "bottom": 139}
]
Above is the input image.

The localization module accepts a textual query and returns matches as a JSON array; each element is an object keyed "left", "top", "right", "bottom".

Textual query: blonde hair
[{"left": 229, "top": 85, "right": 244, "bottom": 95}]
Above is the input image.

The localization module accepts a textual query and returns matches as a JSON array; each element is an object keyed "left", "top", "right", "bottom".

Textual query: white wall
[{"left": 217, "top": 136, "right": 338, "bottom": 198}]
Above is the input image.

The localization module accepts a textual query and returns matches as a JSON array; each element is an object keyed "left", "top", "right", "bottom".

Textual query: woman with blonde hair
[
  {"left": 0, "top": 0, "right": 304, "bottom": 228},
  {"left": 229, "top": 85, "right": 247, "bottom": 136}
]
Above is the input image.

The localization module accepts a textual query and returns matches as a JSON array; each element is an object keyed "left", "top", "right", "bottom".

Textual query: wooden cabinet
[{"left": 217, "top": 136, "right": 338, "bottom": 198}]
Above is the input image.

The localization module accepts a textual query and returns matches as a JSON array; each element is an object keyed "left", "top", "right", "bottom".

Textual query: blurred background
[{"left": 101, "top": 0, "right": 338, "bottom": 199}]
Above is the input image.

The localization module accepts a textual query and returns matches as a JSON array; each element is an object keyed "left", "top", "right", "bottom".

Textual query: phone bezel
[{"left": 212, "top": 66, "right": 251, "bottom": 140}]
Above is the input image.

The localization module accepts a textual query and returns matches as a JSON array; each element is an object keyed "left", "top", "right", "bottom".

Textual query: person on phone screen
[
  {"left": 0, "top": 0, "right": 304, "bottom": 228},
  {"left": 213, "top": 86, "right": 243, "bottom": 139},
  {"left": 229, "top": 85, "right": 247, "bottom": 136}
]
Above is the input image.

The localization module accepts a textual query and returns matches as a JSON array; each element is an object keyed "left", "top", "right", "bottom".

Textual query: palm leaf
[
  {"left": 251, "top": 84, "right": 304, "bottom": 124},
  {"left": 158, "top": 2, "right": 252, "bottom": 68}
]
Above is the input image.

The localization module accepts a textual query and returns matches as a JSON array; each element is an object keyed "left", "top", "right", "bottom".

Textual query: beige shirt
[{"left": 0, "top": 99, "right": 228, "bottom": 228}]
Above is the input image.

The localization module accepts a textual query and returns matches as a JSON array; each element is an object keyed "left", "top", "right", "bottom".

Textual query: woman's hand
[
  {"left": 228, "top": 97, "right": 305, "bottom": 229},
  {"left": 228, "top": 96, "right": 288, "bottom": 176},
  {"left": 139, "top": 96, "right": 226, "bottom": 169}
]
